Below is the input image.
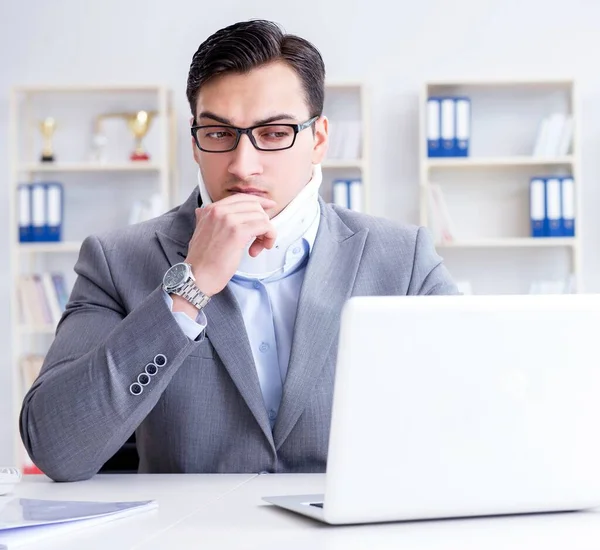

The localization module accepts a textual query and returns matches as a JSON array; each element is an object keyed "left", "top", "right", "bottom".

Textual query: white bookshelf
[
  {"left": 19, "top": 162, "right": 163, "bottom": 172},
  {"left": 18, "top": 242, "right": 84, "bottom": 254},
  {"left": 419, "top": 78, "right": 582, "bottom": 295},
  {"left": 322, "top": 82, "right": 370, "bottom": 215},
  {"left": 435, "top": 237, "right": 578, "bottom": 249},
  {"left": 425, "top": 156, "right": 575, "bottom": 169},
  {"left": 8, "top": 84, "right": 176, "bottom": 471}
]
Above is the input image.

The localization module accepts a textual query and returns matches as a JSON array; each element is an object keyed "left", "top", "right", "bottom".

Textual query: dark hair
[{"left": 186, "top": 20, "right": 325, "bottom": 122}]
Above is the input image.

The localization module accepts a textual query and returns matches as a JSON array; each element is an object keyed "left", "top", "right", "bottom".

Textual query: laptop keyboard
[{"left": 309, "top": 502, "right": 324, "bottom": 508}]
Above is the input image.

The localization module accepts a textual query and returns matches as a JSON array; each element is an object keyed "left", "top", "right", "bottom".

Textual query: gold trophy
[
  {"left": 126, "top": 110, "right": 155, "bottom": 161},
  {"left": 39, "top": 117, "right": 57, "bottom": 162}
]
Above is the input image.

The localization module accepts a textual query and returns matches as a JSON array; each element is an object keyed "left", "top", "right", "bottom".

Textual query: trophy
[
  {"left": 125, "top": 110, "right": 155, "bottom": 161},
  {"left": 39, "top": 117, "right": 57, "bottom": 162}
]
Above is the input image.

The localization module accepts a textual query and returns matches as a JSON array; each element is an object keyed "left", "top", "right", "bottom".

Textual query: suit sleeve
[
  {"left": 162, "top": 290, "right": 207, "bottom": 340},
  {"left": 407, "top": 227, "right": 460, "bottom": 295},
  {"left": 19, "top": 235, "right": 203, "bottom": 482}
]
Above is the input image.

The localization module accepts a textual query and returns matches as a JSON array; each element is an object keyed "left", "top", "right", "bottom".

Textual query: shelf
[
  {"left": 325, "top": 81, "right": 364, "bottom": 89},
  {"left": 19, "top": 242, "right": 82, "bottom": 253},
  {"left": 435, "top": 238, "right": 578, "bottom": 248},
  {"left": 19, "top": 162, "right": 162, "bottom": 173},
  {"left": 322, "top": 159, "right": 364, "bottom": 169},
  {"left": 426, "top": 78, "right": 574, "bottom": 88},
  {"left": 425, "top": 156, "right": 575, "bottom": 169},
  {"left": 18, "top": 325, "right": 56, "bottom": 335},
  {"left": 14, "top": 84, "right": 167, "bottom": 94}
]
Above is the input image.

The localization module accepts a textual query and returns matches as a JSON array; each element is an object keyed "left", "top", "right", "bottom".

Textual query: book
[
  {"left": 532, "top": 113, "right": 573, "bottom": 157},
  {"left": 427, "top": 184, "right": 455, "bottom": 243},
  {"left": 17, "top": 273, "right": 69, "bottom": 328}
]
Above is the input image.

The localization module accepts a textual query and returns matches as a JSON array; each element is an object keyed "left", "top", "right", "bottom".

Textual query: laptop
[{"left": 263, "top": 294, "right": 600, "bottom": 524}]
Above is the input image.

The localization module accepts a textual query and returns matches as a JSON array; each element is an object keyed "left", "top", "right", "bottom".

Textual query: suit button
[
  {"left": 154, "top": 354, "right": 167, "bottom": 367},
  {"left": 145, "top": 363, "right": 158, "bottom": 376},
  {"left": 138, "top": 373, "right": 150, "bottom": 386},
  {"left": 129, "top": 383, "right": 143, "bottom": 396}
]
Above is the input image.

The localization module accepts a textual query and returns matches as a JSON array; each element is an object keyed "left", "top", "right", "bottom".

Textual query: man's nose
[{"left": 228, "top": 132, "right": 262, "bottom": 180}]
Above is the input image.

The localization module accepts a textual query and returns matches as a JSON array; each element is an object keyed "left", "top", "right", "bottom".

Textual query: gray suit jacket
[{"left": 19, "top": 188, "right": 458, "bottom": 481}]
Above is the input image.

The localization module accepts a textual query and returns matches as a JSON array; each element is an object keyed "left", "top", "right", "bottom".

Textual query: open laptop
[{"left": 263, "top": 294, "right": 600, "bottom": 524}]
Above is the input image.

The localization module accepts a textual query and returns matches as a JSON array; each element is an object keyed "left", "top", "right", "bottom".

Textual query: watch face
[{"left": 163, "top": 263, "right": 189, "bottom": 291}]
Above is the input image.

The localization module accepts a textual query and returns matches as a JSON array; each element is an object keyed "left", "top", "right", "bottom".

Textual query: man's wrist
[{"left": 183, "top": 259, "right": 214, "bottom": 297}]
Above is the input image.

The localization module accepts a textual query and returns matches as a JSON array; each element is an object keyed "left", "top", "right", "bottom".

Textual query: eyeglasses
[{"left": 191, "top": 116, "right": 318, "bottom": 153}]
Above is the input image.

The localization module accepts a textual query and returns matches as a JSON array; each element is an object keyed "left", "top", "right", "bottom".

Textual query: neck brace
[{"left": 197, "top": 164, "right": 322, "bottom": 279}]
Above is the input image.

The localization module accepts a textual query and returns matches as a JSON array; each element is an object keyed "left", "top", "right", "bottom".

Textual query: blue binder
[
  {"left": 560, "top": 177, "right": 575, "bottom": 237},
  {"left": 332, "top": 179, "right": 349, "bottom": 209},
  {"left": 18, "top": 183, "right": 32, "bottom": 242},
  {"left": 44, "top": 182, "right": 63, "bottom": 242},
  {"left": 30, "top": 183, "right": 47, "bottom": 242},
  {"left": 426, "top": 97, "right": 442, "bottom": 157},
  {"left": 529, "top": 178, "right": 545, "bottom": 237},
  {"left": 440, "top": 97, "right": 455, "bottom": 157},
  {"left": 545, "top": 178, "right": 562, "bottom": 237},
  {"left": 454, "top": 97, "right": 470, "bottom": 157}
]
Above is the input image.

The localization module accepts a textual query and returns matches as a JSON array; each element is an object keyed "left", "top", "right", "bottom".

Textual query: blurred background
[{"left": 2, "top": 0, "right": 600, "bottom": 470}]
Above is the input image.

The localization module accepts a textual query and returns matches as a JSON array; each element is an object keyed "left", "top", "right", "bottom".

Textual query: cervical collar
[{"left": 197, "top": 164, "right": 322, "bottom": 279}]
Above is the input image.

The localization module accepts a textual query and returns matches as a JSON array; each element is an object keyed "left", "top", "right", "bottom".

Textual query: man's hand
[{"left": 183, "top": 193, "right": 277, "bottom": 297}]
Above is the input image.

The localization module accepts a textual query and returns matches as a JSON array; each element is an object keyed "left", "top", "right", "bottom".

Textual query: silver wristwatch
[{"left": 162, "top": 262, "right": 211, "bottom": 310}]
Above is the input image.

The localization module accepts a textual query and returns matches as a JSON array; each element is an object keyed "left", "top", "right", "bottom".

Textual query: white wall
[{"left": 2, "top": 0, "right": 600, "bottom": 465}]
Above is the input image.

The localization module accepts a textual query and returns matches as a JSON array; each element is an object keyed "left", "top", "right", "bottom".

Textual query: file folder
[
  {"left": 332, "top": 179, "right": 349, "bottom": 209},
  {"left": 427, "top": 97, "right": 441, "bottom": 157},
  {"left": 545, "top": 178, "right": 562, "bottom": 237},
  {"left": 18, "top": 184, "right": 32, "bottom": 242},
  {"left": 349, "top": 179, "right": 363, "bottom": 212},
  {"left": 45, "top": 182, "right": 63, "bottom": 242},
  {"left": 560, "top": 177, "right": 575, "bottom": 237},
  {"left": 440, "top": 97, "right": 455, "bottom": 157},
  {"left": 455, "top": 97, "right": 470, "bottom": 157},
  {"left": 529, "top": 178, "right": 545, "bottom": 237},
  {"left": 30, "top": 183, "right": 46, "bottom": 242}
]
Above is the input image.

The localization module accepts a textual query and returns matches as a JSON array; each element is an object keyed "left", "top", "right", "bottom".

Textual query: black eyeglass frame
[{"left": 190, "top": 115, "right": 319, "bottom": 152}]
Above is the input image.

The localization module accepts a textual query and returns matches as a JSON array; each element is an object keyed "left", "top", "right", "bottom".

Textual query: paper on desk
[{"left": 0, "top": 497, "right": 157, "bottom": 549}]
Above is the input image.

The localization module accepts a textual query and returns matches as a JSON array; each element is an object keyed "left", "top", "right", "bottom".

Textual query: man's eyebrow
[{"left": 197, "top": 111, "right": 299, "bottom": 126}]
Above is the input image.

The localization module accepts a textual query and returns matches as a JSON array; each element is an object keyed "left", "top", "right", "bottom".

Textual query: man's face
[{"left": 192, "top": 61, "right": 328, "bottom": 217}]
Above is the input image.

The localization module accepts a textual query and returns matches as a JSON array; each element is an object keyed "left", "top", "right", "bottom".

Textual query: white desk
[
  {"left": 8, "top": 474, "right": 600, "bottom": 550},
  {"left": 142, "top": 473, "right": 600, "bottom": 550}
]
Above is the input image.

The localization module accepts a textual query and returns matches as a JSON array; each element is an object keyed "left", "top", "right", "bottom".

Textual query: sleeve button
[
  {"left": 129, "top": 383, "right": 143, "bottom": 396},
  {"left": 145, "top": 363, "right": 158, "bottom": 376},
  {"left": 154, "top": 354, "right": 167, "bottom": 367}
]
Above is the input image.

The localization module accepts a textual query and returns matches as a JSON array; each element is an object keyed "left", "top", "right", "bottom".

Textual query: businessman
[{"left": 20, "top": 19, "right": 458, "bottom": 482}]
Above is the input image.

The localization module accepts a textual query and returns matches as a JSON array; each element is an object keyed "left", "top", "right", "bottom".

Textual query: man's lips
[{"left": 228, "top": 187, "right": 268, "bottom": 196}]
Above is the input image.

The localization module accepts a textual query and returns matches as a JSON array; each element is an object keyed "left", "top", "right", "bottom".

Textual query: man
[{"left": 20, "top": 19, "right": 458, "bottom": 482}]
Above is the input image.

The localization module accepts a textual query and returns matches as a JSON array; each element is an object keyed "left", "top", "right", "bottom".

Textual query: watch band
[{"left": 176, "top": 279, "right": 211, "bottom": 310}]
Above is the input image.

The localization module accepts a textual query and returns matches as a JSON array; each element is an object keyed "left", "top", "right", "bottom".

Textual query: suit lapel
[
  {"left": 203, "top": 290, "right": 274, "bottom": 448},
  {"left": 155, "top": 188, "right": 275, "bottom": 450},
  {"left": 274, "top": 202, "right": 369, "bottom": 449}
]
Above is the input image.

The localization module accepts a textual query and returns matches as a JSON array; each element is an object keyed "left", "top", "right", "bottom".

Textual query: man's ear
[{"left": 311, "top": 116, "right": 329, "bottom": 165}]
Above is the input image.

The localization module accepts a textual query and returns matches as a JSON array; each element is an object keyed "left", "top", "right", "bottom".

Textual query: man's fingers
[
  {"left": 218, "top": 193, "right": 276, "bottom": 208},
  {"left": 244, "top": 220, "right": 277, "bottom": 257},
  {"left": 242, "top": 219, "right": 276, "bottom": 240}
]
